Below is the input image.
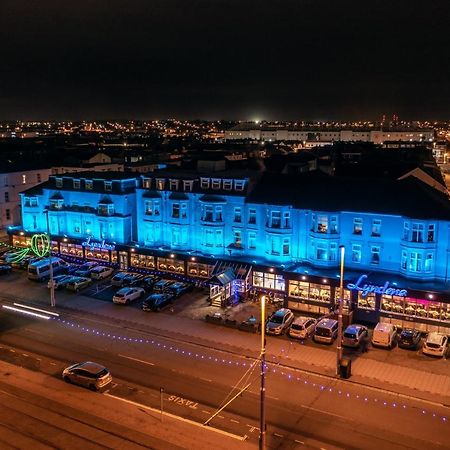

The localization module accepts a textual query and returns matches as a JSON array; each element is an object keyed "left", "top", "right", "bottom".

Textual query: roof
[{"left": 209, "top": 268, "right": 235, "bottom": 286}]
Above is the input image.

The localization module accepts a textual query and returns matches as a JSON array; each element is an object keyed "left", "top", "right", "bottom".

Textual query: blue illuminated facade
[{"left": 15, "top": 170, "right": 450, "bottom": 331}]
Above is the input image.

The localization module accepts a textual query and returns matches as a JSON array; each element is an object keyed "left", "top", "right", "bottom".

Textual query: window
[
  {"left": 180, "top": 203, "right": 187, "bottom": 218},
  {"left": 37, "top": 173, "right": 41, "bottom": 182},
  {"left": 98, "top": 203, "right": 114, "bottom": 216},
  {"left": 223, "top": 179, "right": 232, "bottom": 190},
  {"left": 283, "top": 211, "right": 291, "bottom": 228},
  {"left": 183, "top": 180, "right": 193, "bottom": 191},
  {"left": 270, "top": 236, "right": 281, "bottom": 255},
  {"left": 248, "top": 232, "right": 256, "bottom": 249},
  {"left": 330, "top": 216, "right": 338, "bottom": 233},
  {"left": 85, "top": 180, "right": 93, "bottom": 190},
  {"left": 425, "top": 253, "right": 433, "bottom": 272},
  {"left": 172, "top": 203, "right": 180, "bottom": 218},
  {"left": 234, "top": 180, "right": 245, "bottom": 191},
  {"left": 409, "top": 252, "right": 422, "bottom": 272},
  {"left": 353, "top": 218, "right": 362, "bottom": 235},
  {"left": 104, "top": 181, "right": 112, "bottom": 192},
  {"left": 204, "top": 229, "right": 214, "bottom": 247},
  {"left": 142, "top": 178, "right": 151, "bottom": 189},
  {"left": 169, "top": 179, "right": 179, "bottom": 190},
  {"left": 270, "top": 211, "right": 281, "bottom": 228},
  {"left": 211, "top": 179, "right": 221, "bottom": 189},
  {"left": 215, "top": 206, "right": 223, "bottom": 221},
  {"left": 203, "top": 205, "right": 213, "bottom": 221},
  {"left": 200, "top": 178, "right": 210, "bottom": 189},
  {"left": 4, "top": 192, "right": 9, "bottom": 202},
  {"left": 371, "top": 246, "right": 380, "bottom": 265},
  {"left": 427, "top": 224, "right": 435, "bottom": 242},
  {"left": 215, "top": 229, "right": 223, "bottom": 247},
  {"left": 316, "top": 242, "right": 327, "bottom": 261},
  {"left": 412, "top": 223, "right": 424, "bottom": 243},
  {"left": 55, "top": 177, "right": 63, "bottom": 188},
  {"left": 156, "top": 179, "right": 165, "bottom": 190},
  {"left": 317, "top": 215, "right": 328, "bottom": 233},
  {"left": 50, "top": 199, "right": 63, "bottom": 210},
  {"left": 282, "top": 238, "right": 290, "bottom": 256},
  {"left": 22, "top": 174, "right": 27, "bottom": 184},
  {"left": 371, "top": 219, "right": 381, "bottom": 237},
  {"left": 401, "top": 250, "right": 407, "bottom": 270},
  {"left": 234, "top": 230, "right": 242, "bottom": 248},
  {"left": 144, "top": 200, "right": 160, "bottom": 216},
  {"left": 352, "top": 244, "right": 361, "bottom": 263},
  {"left": 403, "top": 222, "right": 409, "bottom": 240},
  {"left": 329, "top": 243, "right": 337, "bottom": 261},
  {"left": 234, "top": 207, "right": 242, "bottom": 223},
  {"left": 248, "top": 208, "right": 256, "bottom": 224},
  {"left": 5, "top": 209, "right": 10, "bottom": 220},
  {"left": 73, "top": 179, "right": 80, "bottom": 189}
]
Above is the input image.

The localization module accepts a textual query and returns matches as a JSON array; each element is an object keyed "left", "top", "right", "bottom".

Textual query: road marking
[
  {"left": 104, "top": 393, "right": 246, "bottom": 441},
  {"left": 9, "top": 349, "right": 15, "bottom": 353},
  {"left": 118, "top": 354, "right": 155, "bottom": 366},
  {"left": 295, "top": 439, "right": 305, "bottom": 444},
  {"left": 2, "top": 305, "right": 50, "bottom": 320},
  {"left": 13, "top": 302, "right": 59, "bottom": 317},
  {"left": 230, "top": 419, "right": 240, "bottom": 424},
  {"left": 301, "top": 405, "right": 347, "bottom": 420},
  {"left": 200, "top": 377, "right": 212, "bottom": 383},
  {"left": 267, "top": 395, "right": 279, "bottom": 400},
  {"left": 246, "top": 425, "right": 257, "bottom": 432},
  {"left": 50, "top": 362, "right": 57, "bottom": 366},
  {"left": 217, "top": 415, "right": 224, "bottom": 419},
  {"left": 202, "top": 410, "right": 211, "bottom": 414},
  {"left": 21, "top": 353, "right": 28, "bottom": 357},
  {"left": 167, "top": 395, "right": 198, "bottom": 409},
  {"left": 274, "top": 432, "right": 284, "bottom": 438}
]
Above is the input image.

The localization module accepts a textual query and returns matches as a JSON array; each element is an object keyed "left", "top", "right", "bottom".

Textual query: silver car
[
  {"left": 63, "top": 361, "right": 112, "bottom": 391},
  {"left": 266, "top": 308, "right": 294, "bottom": 335}
]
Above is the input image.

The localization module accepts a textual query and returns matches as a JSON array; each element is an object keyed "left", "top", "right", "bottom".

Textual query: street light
[
  {"left": 44, "top": 210, "right": 56, "bottom": 308},
  {"left": 260, "top": 295, "right": 266, "bottom": 450},
  {"left": 336, "top": 245, "right": 345, "bottom": 376}
]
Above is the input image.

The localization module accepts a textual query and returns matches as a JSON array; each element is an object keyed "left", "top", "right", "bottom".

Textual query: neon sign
[
  {"left": 347, "top": 274, "right": 408, "bottom": 298},
  {"left": 81, "top": 237, "right": 115, "bottom": 251}
]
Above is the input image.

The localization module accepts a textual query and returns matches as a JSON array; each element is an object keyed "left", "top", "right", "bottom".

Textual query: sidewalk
[{"left": 5, "top": 290, "right": 450, "bottom": 405}]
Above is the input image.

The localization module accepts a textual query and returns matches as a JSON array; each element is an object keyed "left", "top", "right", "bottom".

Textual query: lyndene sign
[
  {"left": 82, "top": 236, "right": 115, "bottom": 251},
  {"left": 347, "top": 274, "right": 408, "bottom": 298}
]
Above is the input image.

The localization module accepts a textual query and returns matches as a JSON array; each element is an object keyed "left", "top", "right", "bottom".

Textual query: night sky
[{"left": 1, "top": 0, "right": 449, "bottom": 121}]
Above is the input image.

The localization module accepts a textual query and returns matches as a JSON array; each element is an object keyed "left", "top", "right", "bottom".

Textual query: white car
[
  {"left": 266, "top": 308, "right": 295, "bottom": 335},
  {"left": 422, "top": 332, "right": 448, "bottom": 358},
  {"left": 113, "top": 287, "right": 145, "bottom": 304},
  {"left": 63, "top": 361, "right": 112, "bottom": 391},
  {"left": 288, "top": 316, "right": 317, "bottom": 339},
  {"left": 90, "top": 265, "right": 114, "bottom": 280}
]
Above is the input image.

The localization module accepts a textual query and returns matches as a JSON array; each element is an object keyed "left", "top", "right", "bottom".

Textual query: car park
[
  {"left": 398, "top": 328, "right": 422, "bottom": 350},
  {"left": 371, "top": 322, "right": 397, "bottom": 349},
  {"left": 313, "top": 318, "right": 338, "bottom": 344},
  {"left": 49, "top": 274, "right": 76, "bottom": 289},
  {"left": 113, "top": 286, "right": 145, "bottom": 304},
  {"left": 153, "top": 279, "right": 175, "bottom": 293},
  {"left": 0, "top": 263, "right": 12, "bottom": 275},
  {"left": 342, "top": 324, "right": 368, "bottom": 348},
  {"left": 288, "top": 316, "right": 317, "bottom": 339},
  {"left": 66, "top": 276, "right": 92, "bottom": 292},
  {"left": 142, "top": 293, "right": 174, "bottom": 311},
  {"left": 140, "top": 275, "right": 161, "bottom": 290},
  {"left": 90, "top": 265, "right": 114, "bottom": 280},
  {"left": 422, "top": 332, "right": 448, "bottom": 358},
  {"left": 111, "top": 271, "right": 143, "bottom": 287},
  {"left": 62, "top": 361, "right": 112, "bottom": 391},
  {"left": 74, "top": 262, "right": 98, "bottom": 277},
  {"left": 166, "top": 282, "right": 193, "bottom": 297},
  {"left": 266, "top": 308, "right": 294, "bottom": 335}
]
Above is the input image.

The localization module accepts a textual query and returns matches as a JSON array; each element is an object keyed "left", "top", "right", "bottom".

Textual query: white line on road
[
  {"left": 301, "top": 405, "right": 347, "bottom": 420},
  {"left": 118, "top": 354, "right": 155, "bottom": 366},
  {"left": 267, "top": 395, "right": 279, "bottom": 400},
  {"left": 230, "top": 419, "right": 240, "bottom": 424},
  {"left": 2, "top": 305, "right": 50, "bottom": 320},
  {"left": 21, "top": 353, "right": 28, "bottom": 357},
  {"left": 274, "top": 432, "right": 284, "bottom": 438},
  {"left": 50, "top": 362, "right": 57, "bottom": 366},
  {"left": 13, "top": 302, "right": 59, "bottom": 317},
  {"left": 200, "top": 377, "right": 212, "bottom": 383},
  {"left": 294, "top": 439, "right": 305, "bottom": 444},
  {"left": 202, "top": 410, "right": 210, "bottom": 414}
]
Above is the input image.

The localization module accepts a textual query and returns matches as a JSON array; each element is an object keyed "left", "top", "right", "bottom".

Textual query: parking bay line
[{"left": 118, "top": 354, "right": 155, "bottom": 366}]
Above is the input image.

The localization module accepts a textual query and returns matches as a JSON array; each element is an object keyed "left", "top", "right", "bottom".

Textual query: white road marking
[
  {"left": 230, "top": 419, "right": 240, "bottom": 423},
  {"left": 217, "top": 415, "right": 224, "bottom": 419},
  {"left": 267, "top": 395, "right": 279, "bottom": 400},
  {"left": 118, "top": 354, "right": 155, "bottom": 366},
  {"left": 274, "top": 432, "right": 284, "bottom": 438},
  {"left": 301, "top": 405, "right": 347, "bottom": 420},
  {"left": 200, "top": 377, "right": 212, "bottom": 383},
  {"left": 13, "top": 302, "right": 59, "bottom": 317},
  {"left": 9, "top": 349, "right": 15, "bottom": 353},
  {"left": 21, "top": 353, "right": 28, "bottom": 357},
  {"left": 50, "top": 362, "right": 57, "bottom": 366},
  {"left": 295, "top": 439, "right": 305, "bottom": 444},
  {"left": 202, "top": 410, "right": 211, "bottom": 414},
  {"left": 2, "top": 305, "right": 50, "bottom": 320}
]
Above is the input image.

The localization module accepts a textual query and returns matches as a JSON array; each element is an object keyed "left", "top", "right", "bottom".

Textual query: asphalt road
[{"left": 0, "top": 306, "right": 449, "bottom": 450}]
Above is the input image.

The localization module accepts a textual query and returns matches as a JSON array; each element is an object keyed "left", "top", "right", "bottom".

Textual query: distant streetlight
[
  {"left": 260, "top": 295, "right": 266, "bottom": 450},
  {"left": 43, "top": 210, "right": 56, "bottom": 308},
  {"left": 336, "top": 245, "right": 345, "bottom": 375}
]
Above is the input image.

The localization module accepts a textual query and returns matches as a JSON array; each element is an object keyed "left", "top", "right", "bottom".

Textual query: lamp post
[
  {"left": 44, "top": 210, "right": 56, "bottom": 307},
  {"left": 259, "top": 295, "right": 266, "bottom": 450},
  {"left": 336, "top": 245, "right": 345, "bottom": 376}
]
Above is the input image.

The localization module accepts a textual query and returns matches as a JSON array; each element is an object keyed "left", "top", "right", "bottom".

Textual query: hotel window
[
  {"left": 204, "top": 229, "right": 214, "bottom": 247},
  {"left": 370, "top": 246, "right": 380, "bottom": 265},
  {"left": 85, "top": 180, "right": 93, "bottom": 190},
  {"left": 353, "top": 218, "right": 362, "bottom": 235},
  {"left": 248, "top": 208, "right": 257, "bottom": 224},
  {"left": 310, "top": 213, "right": 316, "bottom": 231},
  {"left": 234, "top": 180, "right": 245, "bottom": 191},
  {"left": 203, "top": 205, "right": 213, "bottom": 221},
  {"left": 215, "top": 229, "right": 223, "bottom": 247},
  {"left": 412, "top": 223, "right": 424, "bottom": 243},
  {"left": 172, "top": 203, "right": 180, "bottom": 218},
  {"left": 409, "top": 252, "right": 422, "bottom": 272},
  {"left": 330, "top": 216, "right": 338, "bottom": 233},
  {"left": 215, "top": 206, "right": 223, "bottom": 221},
  {"left": 401, "top": 250, "right": 407, "bottom": 270},
  {"left": 169, "top": 179, "right": 179, "bottom": 190},
  {"left": 200, "top": 178, "right": 210, "bottom": 189},
  {"left": 403, "top": 222, "right": 409, "bottom": 240},
  {"left": 211, "top": 178, "right": 221, "bottom": 189},
  {"left": 270, "top": 235, "right": 281, "bottom": 255},
  {"left": 316, "top": 242, "right": 327, "bottom": 261},
  {"left": 282, "top": 237, "right": 290, "bottom": 256},
  {"left": 104, "top": 181, "right": 112, "bottom": 192},
  {"left": 156, "top": 179, "right": 165, "bottom": 190},
  {"left": 98, "top": 203, "right": 114, "bottom": 216},
  {"left": 317, "top": 215, "right": 328, "bottom": 233},
  {"left": 50, "top": 199, "right": 63, "bottom": 210},
  {"left": 425, "top": 253, "right": 434, "bottom": 272},
  {"left": 372, "top": 219, "right": 381, "bottom": 237},
  {"left": 381, "top": 295, "right": 404, "bottom": 314},
  {"left": 73, "top": 179, "right": 80, "bottom": 189},
  {"left": 357, "top": 292, "right": 376, "bottom": 310},
  {"left": 233, "top": 230, "right": 242, "bottom": 248},
  {"left": 254, "top": 271, "right": 285, "bottom": 291},
  {"left": 427, "top": 224, "right": 435, "bottom": 242},
  {"left": 270, "top": 211, "right": 281, "bottom": 228},
  {"left": 55, "top": 177, "right": 63, "bottom": 188},
  {"left": 183, "top": 180, "right": 193, "bottom": 191},
  {"left": 180, "top": 203, "right": 187, "bottom": 218},
  {"left": 309, "top": 283, "right": 331, "bottom": 303},
  {"left": 289, "top": 280, "right": 309, "bottom": 299},
  {"left": 283, "top": 211, "right": 291, "bottom": 228},
  {"left": 223, "top": 179, "right": 232, "bottom": 190},
  {"left": 351, "top": 244, "right": 361, "bottom": 263},
  {"left": 329, "top": 243, "right": 337, "bottom": 261},
  {"left": 248, "top": 232, "right": 256, "bottom": 249},
  {"left": 142, "top": 178, "right": 151, "bottom": 189},
  {"left": 234, "top": 207, "right": 242, "bottom": 223}
]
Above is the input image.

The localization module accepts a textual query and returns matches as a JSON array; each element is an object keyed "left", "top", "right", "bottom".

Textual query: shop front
[{"left": 287, "top": 278, "right": 335, "bottom": 315}]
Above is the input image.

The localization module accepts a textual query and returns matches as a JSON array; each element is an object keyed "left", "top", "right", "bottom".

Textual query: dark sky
[{"left": 0, "top": 0, "right": 449, "bottom": 121}]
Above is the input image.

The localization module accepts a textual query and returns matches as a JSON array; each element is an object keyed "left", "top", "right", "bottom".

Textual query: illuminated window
[
  {"left": 73, "top": 179, "right": 80, "bottom": 189},
  {"left": 169, "top": 179, "right": 179, "bottom": 190},
  {"left": 372, "top": 219, "right": 381, "bottom": 236},
  {"left": 248, "top": 208, "right": 257, "bottom": 224},
  {"left": 211, "top": 179, "right": 221, "bottom": 189},
  {"left": 104, "top": 181, "right": 112, "bottom": 192},
  {"left": 98, "top": 203, "right": 114, "bottom": 216},
  {"left": 233, "top": 230, "right": 242, "bottom": 248},
  {"left": 22, "top": 174, "right": 27, "bottom": 184},
  {"left": 353, "top": 218, "right": 362, "bottom": 235},
  {"left": 183, "top": 180, "right": 193, "bottom": 191},
  {"left": 234, "top": 180, "right": 245, "bottom": 191},
  {"left": 85, "top": 180, "right": 93, "bottom": 190},
  {"left": 371, "top": 246, "right": 380, "bottom": 265},
  {"left": 156, "top": 179, "right": 165, "bottom": 190},
  {"left": 409, "top": 252, "right": 422, "bottom": 272},
  {"left": 282, "top": 238, "right": 290, "bottom": 256},
  {"left": 234, "top": 207, "right": 242, "bottom": 223},
  {"left": 223, "top": 179, "right": 232, "bottom": 190},
  {"left": 142, "top": 178, "right": 151, "bottom": 189},
  {"left": 55, "top": 177, "right": 63, "bottom": 188},
  {"left": 425, "top": 253, "right": 433, "bottom": 272},
  {"left": 351, "top": 244, "right": 361, "bottom": 263},
  {"left": 200, "top": 178, "right": 210, "bottom": 189}
]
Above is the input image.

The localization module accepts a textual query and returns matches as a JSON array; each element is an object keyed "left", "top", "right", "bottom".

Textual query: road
[{"left": 0, "top": 303, "right": 449, "bottom": 450}]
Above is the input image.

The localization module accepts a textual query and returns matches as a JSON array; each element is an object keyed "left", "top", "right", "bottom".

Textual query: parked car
[
  {"left": 266, "top": 308, "right": 294, "bottom": 335},
  {"left": 74, "top": 262, "right": 98, "bottom": 277},
  {"left": 288, "top": 316, "right": 317, "bottom": 339},
  {"left": 398, "top": 328, "right": 422, "bottom": 350},
  {"left": 422, "top": 332, "right": 448, "bottom": 358},
  {"left": 342, "top": 324, "right": 368, "bottom": 348},
  {"left": 90, "top": 265, "right": 114, "bottom": 280},
  {"left": 313, "top": 318, "right": 338, "bottom": 344},
  {"left": 140, "top": 275, "right": 161, "bottom": 290},
  {"left": 27, "top": 257, "right": 68, "bottom": 281},
  {"left": 66, "top": 276, "right": 93, "bottom": 292},
  {"left": 0, "top": 263, "right": 12, "bottom": 275},
  {"left": 111, "top": 271, "right": 143, "bottom": 287},
  {"left": 153, "top": 279, "right": 175, "bottom": 293},
  {"left": 113, "top": 286, "right": 145, "bottom": 304},
  {"left": 166, "top": 282, "right": 193, "bottom": 297},
  {"left": 49, "top": 274, "right": 76, "bottom": 289},
  {"left": 142, "top": 293, "right": 174, "bottom": 311},
  {"left": 61, "top": 263, "right": 82, "bottom": 275},
  {"left": 62, "top": 361, "right": 112, "bottom": 391},
  {"left": 371, "top": 322, "right": 397, "bottom": 349}
]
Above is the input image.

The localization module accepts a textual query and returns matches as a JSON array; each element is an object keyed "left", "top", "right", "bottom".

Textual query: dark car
[
  {"left": 166, "top": 282, "right": 193, "bottom": 297},
  {"left": 74, "top": 262, "right": 98, "bottom": 277},
  {"left": 140, "top": 275, "right": 161, "bottom": 290},
  {"left": 153, "top": 279, "right": 175, "bottom": 293},
  {"left": 0, "top": 264, "right": 12, "bottom": 275},
  {"left": 142, "top": 293, "right": 174, "bottom": 311},
  {"left": 398, "top": 328, "right": 422, "bottom": 350}
]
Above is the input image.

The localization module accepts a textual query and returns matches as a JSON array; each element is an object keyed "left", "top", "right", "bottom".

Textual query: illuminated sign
[
  {"left": 81, "top": 237, "right": 115, "bottom": 251},
  {"left": 347, "top": 274, "right": 408, "bottom": 298}
]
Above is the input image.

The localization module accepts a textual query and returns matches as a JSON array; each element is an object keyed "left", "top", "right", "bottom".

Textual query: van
[
  {"left": 313, "top": 318, "right": 338, "bottom": 344},
  {"left": 27, "top": 257, "right": 67, "bottom": 281},
  {"left": 371, "top": 322, "right": 397, "bottom": 349}
]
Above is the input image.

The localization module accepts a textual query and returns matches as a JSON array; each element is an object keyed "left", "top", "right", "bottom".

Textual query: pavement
[{"left": 2, "top": 279, "right": 450, "bottom": 406}]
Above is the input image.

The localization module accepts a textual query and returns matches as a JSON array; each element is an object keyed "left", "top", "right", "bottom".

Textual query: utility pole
[
  {"left": 260, "top": 295, "right": 266, "bottom": 450},
  {"left": 336, "top": 245, "right": 345, "bottom": 376}
]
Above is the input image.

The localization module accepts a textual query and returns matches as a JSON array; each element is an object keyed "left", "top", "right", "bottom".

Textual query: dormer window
[
  {"left": 85, "top": 180, "right": 93, "bottom": 190},
  {"left": 169, "top": 179, "right": 179, "bottom": 190},
  {"left": 156, "top": 179, "right": 165, "bottom": 190},
  {"left": 223, "top": 179, "right": 232, "bottom": 190},
  {"left": 24, "top": 196, "right": 38, "bottom": 207},
  {"left": 200, "top": 178, "right": 210, "bottom": 189},
  {"left": 73, "top": 179, "right": 80, "bottom": 189},
  {"left": 183, "top": 180, "right": 193, "bottom": 191},
  {"left": 50, "top": 199, "right": 63, "bottom": 210},
  {"left": 55, "top": 177, "right": 63, "bottom": 188},
  {"left": 234, "top": 180, "right": 245, "bottom": 191},
  {"left": 211, "top": 179, "right": 221, "bottom": 189},
  {"left": 98, "top": 203, "right": 114, "bottom": 216},
  {"left": 142, "top": 178, "right": 151, "bottom": 189},
  {"left": 104, "top": 181, "right": 112, "bottom": 192}
]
